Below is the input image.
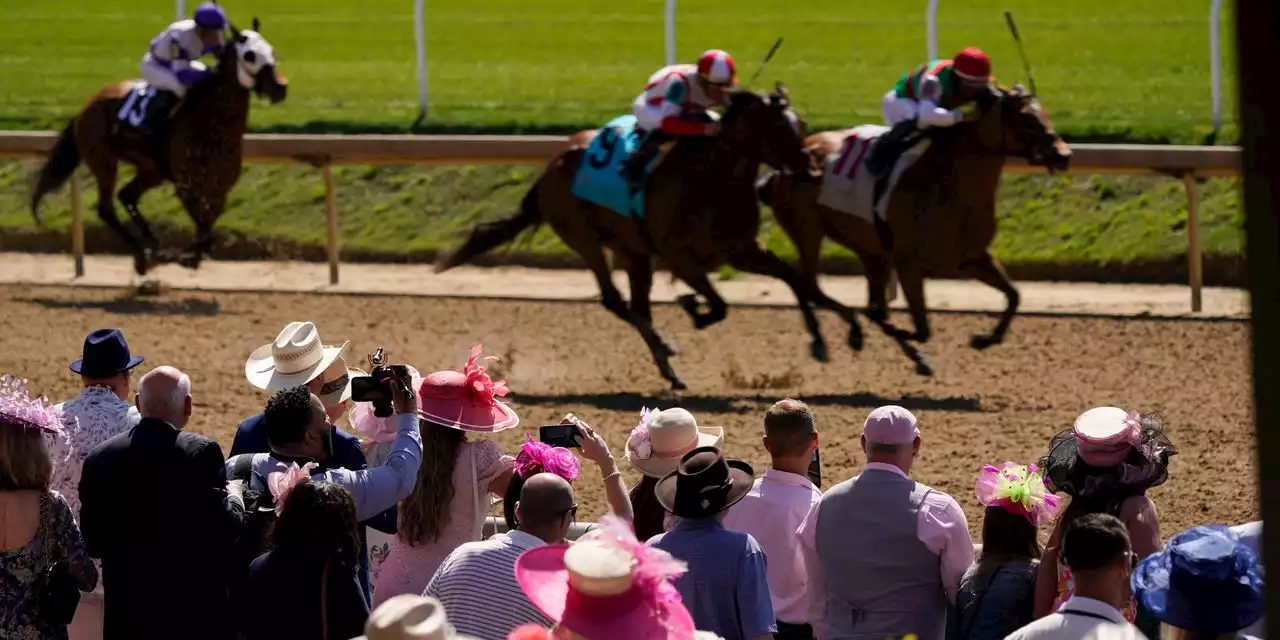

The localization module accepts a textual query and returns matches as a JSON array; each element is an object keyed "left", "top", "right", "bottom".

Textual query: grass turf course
[{"left": 0, "top": 0, "right": 1245, "bottom": 283}]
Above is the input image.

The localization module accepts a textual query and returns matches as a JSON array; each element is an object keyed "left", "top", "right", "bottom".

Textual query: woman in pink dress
[
  {"left": 1033, "top": 407, "right": 1178, "bottom": 627},
  {"left": 370, "top": 346, "right": 518, "bottom": 606}
]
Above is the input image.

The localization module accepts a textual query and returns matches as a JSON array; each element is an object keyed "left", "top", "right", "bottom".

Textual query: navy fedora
[
  {"left": 1132, "top": 524, "right": 1264, "bottom": 635},
  {"left": 69, "top": 329, "right": 145, "bottom": 378}
]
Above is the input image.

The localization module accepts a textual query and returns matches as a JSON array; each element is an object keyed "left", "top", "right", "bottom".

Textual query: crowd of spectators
[{"left": 0, "top": 323, "right": 1265, "bottom": 640}]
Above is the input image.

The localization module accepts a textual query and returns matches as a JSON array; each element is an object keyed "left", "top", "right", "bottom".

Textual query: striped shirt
[{"left": 423, "top": 529, "right": 553, "bottom": 639}]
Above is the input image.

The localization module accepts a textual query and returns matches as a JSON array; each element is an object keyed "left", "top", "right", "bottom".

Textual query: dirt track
[{"left": 0, "top": 283, "right": 1256, "bottom": 537}]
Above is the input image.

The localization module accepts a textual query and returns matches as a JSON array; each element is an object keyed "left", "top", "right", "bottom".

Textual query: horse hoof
[
  {"left": 811, "top": 341, "right": 830, "bottom": 363},
  {"left": 914, "top": 360, "right": 935, "bottom": 377},
  {"left": 133, "top": 253, "right": 150, "bottom": 276},
  {"left": 848, "top": 330, "right": 865, "bottom": 353},
  {"left": 865, "top": 306, "right": 888, "bottom": 324},
  {"left": 669, "top": 376, "right": 689, "bottom": 391},
  {"left": 178, "top": 253, "right": 202, "bottom": 270},
  {"left": 970, "top": 334, "right": 1001, "bottom": 350}
]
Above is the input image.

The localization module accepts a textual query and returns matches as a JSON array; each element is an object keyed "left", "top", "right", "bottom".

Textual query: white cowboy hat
[
  {"left": 317, "top": 356, "right": 362, "bottom": 408},
  {"left": 355, "top": 595, "right": 480, "bottom": 640},
  {"left": 625, "top": 407, "right": 724, "bottom": 478},
  {"left": 243, "top": 321, "right": 350, "bottom": 392}
]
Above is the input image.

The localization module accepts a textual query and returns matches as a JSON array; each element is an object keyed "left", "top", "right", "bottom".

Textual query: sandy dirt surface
[{"left": 0, "top": 282, "right": 1255, "bottom": 539}]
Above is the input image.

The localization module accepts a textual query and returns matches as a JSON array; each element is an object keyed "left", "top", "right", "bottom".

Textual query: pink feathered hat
[
  {"left": 418, "top": 345, "right": 519, "bottom": 433},
  {"left": 515, "top": 515, "right": 695, "bottom": 640},
  {"left": 0, "top": 376, "right": 65, "bottom": 435}
]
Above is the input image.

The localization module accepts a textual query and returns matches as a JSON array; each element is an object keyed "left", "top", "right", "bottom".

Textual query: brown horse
[
  {"left": 29, "top": 19, "right": 288, "bottom": 276},
  {"left": 435, "top": 86, "right": 844, "bottom": 390},
  {"left": 761, "top": 84, "right": 1071, "bottom": 375}
]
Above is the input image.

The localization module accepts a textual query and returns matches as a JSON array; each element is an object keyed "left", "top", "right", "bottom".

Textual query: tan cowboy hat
[
  {"left": 625, "top": 408, "right": 724, "bottom": 478},
  {"left": 244, "top": 321, "right": 350, "bottom": 392},
  {"left": 355, "top": 595, "right": 480, "bottom": 640},
  {"left": 317, "top": 355, "right": 362, "bottom": 407}
]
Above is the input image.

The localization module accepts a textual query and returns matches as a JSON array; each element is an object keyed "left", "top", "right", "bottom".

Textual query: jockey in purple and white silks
[{"left": 136, "top": 2, "right": 227, "bottom": 132}]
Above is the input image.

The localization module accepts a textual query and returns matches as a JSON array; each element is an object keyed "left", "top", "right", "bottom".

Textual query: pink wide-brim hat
[
  {"left": 1073, "top": 406, "right": 1141, "bottom": 467},
  {"left": 419, "top": 370, "right": 519, "bottom": 433},
  {"left": 348, "top": 366, "right": 424, "bottom": 444},
  {"left": 515, "top": 545, "right": 695, "bottom": 640}
]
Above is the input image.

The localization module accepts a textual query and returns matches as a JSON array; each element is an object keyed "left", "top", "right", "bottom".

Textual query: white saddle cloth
[{"left": 816, "top": 124, "right": 930, "bottom": 223}]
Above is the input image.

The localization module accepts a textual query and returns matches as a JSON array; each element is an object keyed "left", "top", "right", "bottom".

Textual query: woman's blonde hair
[
  {"left": 0, "top": 427, "right": 52, "bottom": 491},
  {"left": 397, "top": 420, "right": 466, "bottom": 545}
]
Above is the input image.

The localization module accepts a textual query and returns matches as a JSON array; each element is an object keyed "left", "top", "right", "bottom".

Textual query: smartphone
[
  {"left": 808, "top": 448, "right": 822, "bottom": 488},
  {"left": 349, "top": 376, "right": 390, "bottom": 403},
  {"left": 539, "top": 424, "right": 581, "bottom": 449}
]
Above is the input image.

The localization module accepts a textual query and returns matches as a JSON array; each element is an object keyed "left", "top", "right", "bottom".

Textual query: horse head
[
  {"left": 225, "top": 18, "right": 288, "bottom": 104},
  {"left": 972, "top": 84, "right": 1070, "bottom": 174},
  {"left": 719, "top": 83, "right": 813, "bottom": 176}
]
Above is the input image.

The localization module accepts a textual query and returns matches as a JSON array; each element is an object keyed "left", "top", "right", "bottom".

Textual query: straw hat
[
  {"left": 244, "top": 321, "right": 349, "bottom": 392},
  {"left": 355, "top": 595, "right": 480, "bottom": 640},
  {"left": 625, "top": 408, "right": 724, "bottom": 478}
]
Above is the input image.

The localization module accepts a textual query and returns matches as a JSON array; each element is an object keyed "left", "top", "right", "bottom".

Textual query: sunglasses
[{"left": 558, "top": 504, "right": 579, "bottom": 521}]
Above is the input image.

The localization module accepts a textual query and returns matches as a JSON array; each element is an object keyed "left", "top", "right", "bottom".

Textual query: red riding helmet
[
  {"left": 696, "top": 49, "right": 738, "bottom": 86},
  {"left": 953, "top": 47, "right": 992, "bottom": 81}
]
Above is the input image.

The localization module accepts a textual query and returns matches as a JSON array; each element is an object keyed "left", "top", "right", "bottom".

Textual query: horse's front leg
[
  {"left": 962, "top": 252, "right": 1021, "bottom": 350},
  {"left": 118, "top": 168, "right": 166, "bottom": 252},
  {"left": 175, "top": 191, "right": 223, "bottom": 269}
]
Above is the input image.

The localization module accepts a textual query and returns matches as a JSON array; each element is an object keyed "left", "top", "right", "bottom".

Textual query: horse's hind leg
[
  {"left": 724, "top": 246, "right": 835, "bottom": 363},
  {"left": 85, "top": 159, "right": 150, "bottom": 275},
  {"left": 668, "top": 264, "right": 729, "bottom": 331},
  {"left": 118, "top": 168, "right": 166, "bottom": 251},
  {"left": 963, "top": 252, "right": 1020, "bottom": 350}
]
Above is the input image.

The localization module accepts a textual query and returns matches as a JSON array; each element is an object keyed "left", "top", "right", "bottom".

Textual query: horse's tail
[
  {"left": 756, "top": 169, "right": 779, "bottom": 208},
  {"left": 434, "top": 182, "right": 543, "bottom": 273},
  {"left": 29, "top": 120, "right": 81, "bottom": 227}
]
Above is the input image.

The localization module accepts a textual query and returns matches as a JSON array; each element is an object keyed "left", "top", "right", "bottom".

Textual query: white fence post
[
  {"left": 926, "top": 0, "right": 940, "bottom": 60},
  {"left": 1210, "top": 0, "right": 1224, "bottom": 136},
  {"left": 176, "top": 0, "right": 185, "bottom": 21},
  {"left": 415, "top": 0, "right": 429, "bottom": 120},
  {"left": 664, "top": 0, "right": 676, "bottom": 66}
]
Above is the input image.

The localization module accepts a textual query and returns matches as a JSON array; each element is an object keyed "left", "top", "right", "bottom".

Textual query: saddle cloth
[
  {"left": 115, "top": 83, "right": 162, "bottom": 129},
  {"left": 570, "top": 114, "right": 665, "bottom": 218},
  {"left": 816, "top": 124, "right": 931, "bottom": 223}
]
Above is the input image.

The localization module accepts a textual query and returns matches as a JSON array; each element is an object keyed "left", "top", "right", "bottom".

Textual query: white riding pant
[
  {"left": 633, "top": 95, "right": 665, "bottom": 132},
  {"left": 140, "top": 55, "right": 206, "bottom": 98},
  {"left": 881, "top": 90, "right": 960, "bottom": 128}
]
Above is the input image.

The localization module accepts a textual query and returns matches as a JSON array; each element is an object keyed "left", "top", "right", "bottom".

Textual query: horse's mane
[{"left": 721, "top": 89, "right": 765, "bottom": 126}]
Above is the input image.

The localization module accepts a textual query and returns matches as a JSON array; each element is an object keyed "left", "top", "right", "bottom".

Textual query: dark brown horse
[
  {"left": 761, "top": 84, "right": 1071, "bottom": 375},
  {"left": 29, "top": 20, "right": 288, "bottom": 275},
  {"left": 436, "top": 86, "right": 848, "bottom": 390}
]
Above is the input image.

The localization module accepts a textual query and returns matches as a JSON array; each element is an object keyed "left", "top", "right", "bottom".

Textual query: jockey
[
  {"left": 136, "top": 2, "right": 228, "bottom": 134},
  {"left": 863, "top": 47, "right": 993, "bottom": 177},
  {"left": 620, "top": 49, "right": 738, "bottom": 189}
]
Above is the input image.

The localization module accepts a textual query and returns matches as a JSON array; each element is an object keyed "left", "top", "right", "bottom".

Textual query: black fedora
[
  {"left": 69, "top": 329, "right": 144, "bottom": 378},
  {"left": 655, "top": 446, "right": 755, "bottom": 519}
]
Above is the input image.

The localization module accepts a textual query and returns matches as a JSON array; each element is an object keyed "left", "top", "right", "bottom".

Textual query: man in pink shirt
[
  {"left": 797, "top": 405, "right": 974, "bottom": 640},
  {"left": 724, "top": 399, "right": 824, "bottom": 640}
]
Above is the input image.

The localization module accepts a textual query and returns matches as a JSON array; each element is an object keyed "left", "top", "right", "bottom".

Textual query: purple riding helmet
[{"left": 193, "top": 2, "right": 228, "bottom": 30}]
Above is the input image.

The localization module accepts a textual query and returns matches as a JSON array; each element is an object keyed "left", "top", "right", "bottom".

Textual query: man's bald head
[
  {"left": 516, "top": 473, "right": 576, "bottom": 532},
  {"left": 136, "top": 365, "right": 192, "bottom": 427}
]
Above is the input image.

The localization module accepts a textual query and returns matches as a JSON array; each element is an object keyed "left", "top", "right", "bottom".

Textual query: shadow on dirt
[
  {"left": 17, "top": 295, "right": 223, "bottom": 317},
  {"left": 510, "top": 391, "right": 985, "bottom": 414}
]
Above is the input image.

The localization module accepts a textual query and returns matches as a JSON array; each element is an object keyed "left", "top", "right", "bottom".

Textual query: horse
[
  {"left": 435, "top": 85, "right": 856, "bottom": 390},
  {"left": 760, "top": 84, "right": 1072, "bottom": 375},
  {"left": 29, "top": 19, "right": 288, "bottom": 276}
]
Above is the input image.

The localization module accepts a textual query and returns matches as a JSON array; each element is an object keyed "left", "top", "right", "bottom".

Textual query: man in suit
[{"left": 79, "top": 366, "right": 244, "bottom": 640}]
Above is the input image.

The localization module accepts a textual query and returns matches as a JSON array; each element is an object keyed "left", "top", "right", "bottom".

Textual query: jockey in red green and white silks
[
  {"left": 621, "top": 49, "right": 738, "bottom": 188},
  {"left": 864, "top": 47, "right": 993, "bottom": 178},
  {"left": 136, "top": 2, "right": 227, "bottom": 134}
]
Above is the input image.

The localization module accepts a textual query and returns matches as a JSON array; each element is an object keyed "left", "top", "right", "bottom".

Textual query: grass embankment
[{"left": 0, "top": 0, "right": 1244, "bottom": 284}]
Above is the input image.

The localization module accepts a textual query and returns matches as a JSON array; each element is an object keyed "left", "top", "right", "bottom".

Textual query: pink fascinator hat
[
  {"left": 267, "top": 461, "right": 318, "bottom": 516},
  {"left": 515, "top": 435, "right": 580, "bottom": 482},
  {"left": 516, "top": 514, "right": 695, "bottom": 640},
  {"left": 975, "top": 461, "right": 1060, "bottom": 525},
  {"left": 0, "top": 375, "right": 66, "bottom": 437}
]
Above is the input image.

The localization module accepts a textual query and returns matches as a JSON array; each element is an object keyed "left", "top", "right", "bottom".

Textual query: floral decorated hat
[
  {"left": 418, "top": 345, "right": 519, "bottom": 433},
  {"left": 0, "top": 375, "right": 65, "bottom": 436},
  {"left": 975, "top": 461, "right": 1061, "bottom": 525},
  {"left": 625, "top": 407, "right": 724, "bottom": 478}
]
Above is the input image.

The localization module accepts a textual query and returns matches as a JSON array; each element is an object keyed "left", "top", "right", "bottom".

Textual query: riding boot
[
  {"left": 864, "top": 119, "right": 920, "bottom": 178},
  {"left": 136, "top": 90, "right": 178, "bottom": 139},
  {"left": 622, "top": 131, "right": 669, "bottom": 191}
]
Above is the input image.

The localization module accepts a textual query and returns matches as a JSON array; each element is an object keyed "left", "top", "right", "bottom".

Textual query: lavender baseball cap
[{"left": 863, "top": 405, "right": 920, "bottom": 444}]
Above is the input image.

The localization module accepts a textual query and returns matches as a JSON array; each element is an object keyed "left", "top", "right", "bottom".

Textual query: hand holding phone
[{"left": 539, "top": 424, "right": 580, "bottom": 449}]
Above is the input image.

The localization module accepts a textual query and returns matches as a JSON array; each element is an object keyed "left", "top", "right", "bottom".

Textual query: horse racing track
[{"left": 0, "top": 283, "right": 1255, "bottom": 536}]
